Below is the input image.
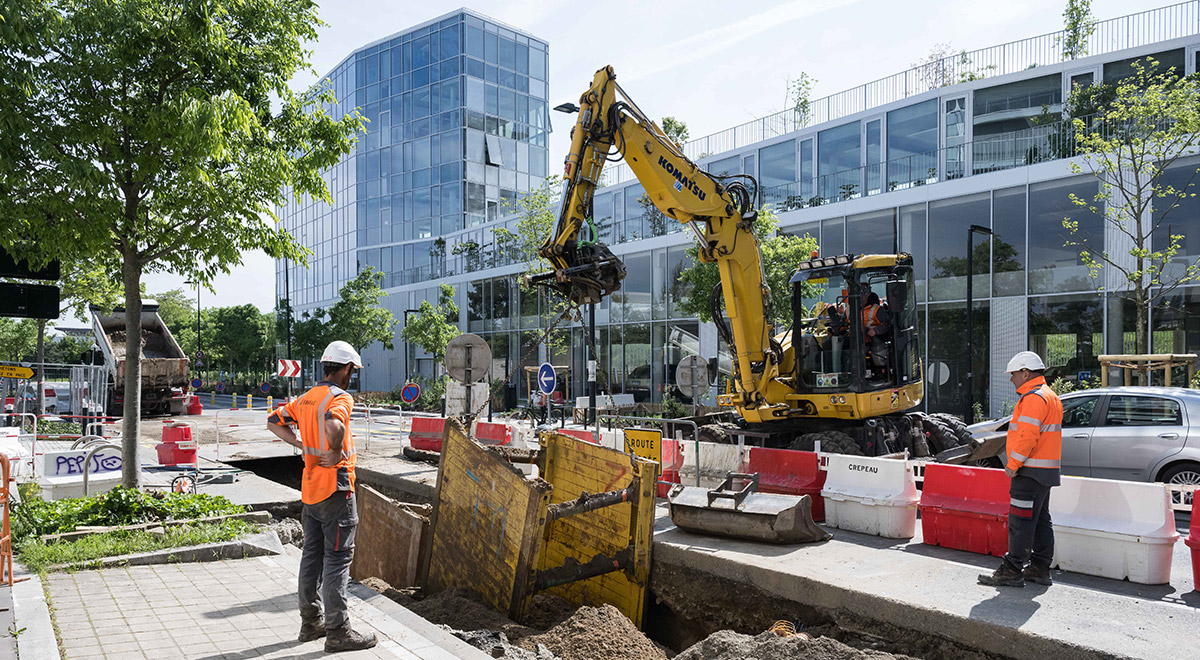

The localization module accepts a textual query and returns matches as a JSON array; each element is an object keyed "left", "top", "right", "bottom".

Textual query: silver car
[{"left": 967, "top": 387, "right": 1200, "bottom": 486}]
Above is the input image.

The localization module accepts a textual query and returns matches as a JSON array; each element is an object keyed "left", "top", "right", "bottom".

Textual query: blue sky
[{"left": 137, "top": 0, "right": 1169, "bottom": 313}]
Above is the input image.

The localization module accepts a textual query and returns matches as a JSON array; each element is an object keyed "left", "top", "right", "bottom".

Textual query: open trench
[{"left": 232, "top": 456, "right": 1005, "bottom": 660}]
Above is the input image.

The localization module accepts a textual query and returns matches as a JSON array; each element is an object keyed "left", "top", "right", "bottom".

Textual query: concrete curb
[
  {"left": 50, "top": 530, "right": 284, "bottom": 571},
  {"left": 12, "top": 568, "right": 60, "bottom": 660}
]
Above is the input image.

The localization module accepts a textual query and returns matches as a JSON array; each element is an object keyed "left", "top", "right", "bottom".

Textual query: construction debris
[
  {"left": 452, "top": 630, "right": 561, "bottom": 660},
  {"left": 675, "top": 630, "right": 918, "bottom": 660},
  {"left": 517, "top": 605, "right": 667, "bottom": 660}
]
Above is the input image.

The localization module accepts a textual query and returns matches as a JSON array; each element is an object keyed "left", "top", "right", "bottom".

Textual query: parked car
[{"left": 967, "top": 387, "right": 1200, "bottom": 486}]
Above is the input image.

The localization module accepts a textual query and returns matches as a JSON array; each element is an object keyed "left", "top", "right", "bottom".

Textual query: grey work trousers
[
  {"left": 298, "top": 490, "right": 358, "bottom": 630},
  {"left": 1004, "top": 475, "right": 1054, "bottom": 570}
]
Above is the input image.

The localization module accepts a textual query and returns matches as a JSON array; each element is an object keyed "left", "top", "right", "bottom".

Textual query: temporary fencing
[
  {"left": 746, "top": 448, "right": 827, "bottom": 522},
  {"left": 820, "top": 454, "right": 919, "bottom": 539},
  {"left": 1049, "top": 476, "right": 1179, "bottom": 584},
  {"left": 918, "top": 463, "right": 1008, "bottom": 557},
  {"left": 213, "top": 408, "right": 295, "bottom": 462},
  {"left": 409, "top": 416, "right": 447, "bottom": 452}
]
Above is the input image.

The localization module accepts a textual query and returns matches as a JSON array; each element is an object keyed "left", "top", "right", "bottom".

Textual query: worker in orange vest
[
  {"left": 860, "top": 292, "right": 891, "bottom": 376},
  {"left": 979, "top": 351, "right": 1063, "bottom": 588},
  {"left": 267, "top": 340, "right": 376, "bottom": 652}
]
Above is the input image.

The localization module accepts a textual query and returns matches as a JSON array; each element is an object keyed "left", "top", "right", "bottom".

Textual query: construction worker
[
  {"left": 861, "top": 292, "right": 891, "bottom": 376},
  {"left": 267, "top": 340, "right": 376, "bottom": 652},
  {"left": 978, "top": 351, "right": 1063, "bottom": 588}
]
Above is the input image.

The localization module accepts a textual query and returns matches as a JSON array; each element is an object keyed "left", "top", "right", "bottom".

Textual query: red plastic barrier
[
  {"left": 475, "top": 421, "right": 511, "bottom": 447},
  {"left": 186, "top": 396, "right": 203, "bottom": 416},
  {"left": 746, "top": 448, "right": 826, "bottom": 522},
  {"left": 409, "top": 417, "right": 446, "bottom": 452},
  {"left": 558, "top": 428, "right": 599, "bottom": 445},
  {"left": 658, "top": 439, "right": 684, "bottom": 498},
  {"left": 1186, "top": 494, "right": 1200, "bottom": 589},
  {"left": 919, "top": 463, "right": 1009, "bottom": 557},
  {"left": 157, "top": 423, "right": 197, "bottom": 466}
]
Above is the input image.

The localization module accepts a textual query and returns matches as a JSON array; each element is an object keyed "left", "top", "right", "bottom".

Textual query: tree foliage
[
  {"left": 0, "top": 0, "right": 362, "bottom": 486},
  {"left": 1063, "top": 58, "right": 1200, "bottom": 364},
  {"left": 401, "top": 284, "right": 460, "bottom": 365},
  {"left": 787, "top": 72, "right": 817, "bottom": 126},
  {"left": 676, "top": 209, "right": 819, "bottom": 328},
  {"left": 660, "top": 116, "right": 689, "bottom": 148},
  {"left": 0, "top": 318, "right": 38, "bottom": 361},
  {"left": 328, "top": 266, "right": 397, "bottom": 353},
  {"left": 293, "top": 308, "right": 332, "bottom": 364},
  {"left": 1059, "top": 0, "right": 1096, "bottom": 60}
]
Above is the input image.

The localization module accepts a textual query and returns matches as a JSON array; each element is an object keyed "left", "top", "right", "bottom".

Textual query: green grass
[{"left": 16, "top": 519, "right": 258, "bottom": 573}]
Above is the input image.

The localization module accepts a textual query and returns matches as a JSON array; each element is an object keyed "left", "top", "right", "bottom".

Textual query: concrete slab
[
  {"left": 652, "top": 504, "right": 1198, "bottom": 660},
  {"left": 13, "top": 569, "right": 60, "bottom": 660}
]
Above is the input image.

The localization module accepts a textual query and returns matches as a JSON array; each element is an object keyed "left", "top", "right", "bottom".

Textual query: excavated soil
[
  {"left": 675, "top": 630, "right": 917, "bottom": 660},
  {"left": 452, "top": 630, "right": 561, "bottom": 660},
  {"left": 518, "top": 605, "right": 668, "bottom": 660}
]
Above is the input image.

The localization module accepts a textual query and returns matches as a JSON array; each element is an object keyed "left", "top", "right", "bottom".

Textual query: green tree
[
  {"left": 676, "top": 209, "right": 819, "bottom": 328},
  {"left": 0, "top": 318, "right": 38, "bottom": 362},
  {"left": 1063, "top": 58, "right": 1200, "bottom": 379},
  {"left": 328, "top": 266, "right": 397, "bottom": 355},
  {"left": 1059, "top": 0, "right": 1096, "bottom": 60},
  {"left": 208, "top": 305, "right": 272, "bottom": 386},
  {"left": 44, "top": 334, "right": 94, "bottom": 365},
  {"left": 401, "top": 284, "right": 461, "bottom": 368},
  {"left": 153, "top": 289, "right": 199, "bottom": 356},
  {"left": 0, "top": 1, "right": 363, "bottom": 486},
  {"left": 660, "top": 116, "right": 689, "bottom": 148},
  {"left": 787, "top": 72, "right": 817, "bottom": 126},
  {"left": 292, "top": 307, "right": 331, "bottom": 382}
]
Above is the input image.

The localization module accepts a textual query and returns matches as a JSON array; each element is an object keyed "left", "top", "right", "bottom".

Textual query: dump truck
[{"left": 91, "top": 302, "right": 189, "bottom": 417}]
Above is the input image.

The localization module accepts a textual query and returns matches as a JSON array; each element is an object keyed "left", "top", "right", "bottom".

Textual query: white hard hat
[
  {"left": 1005, "top": 351, "right": 1046, "bottom": 373},
  {"left": 321, "top": 341, "right": 363, "bottom": 368}
]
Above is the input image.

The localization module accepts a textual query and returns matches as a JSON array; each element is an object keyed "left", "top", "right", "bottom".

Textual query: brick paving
[{"left": 46, "top": 554, "right": 477, "bottom": 659}]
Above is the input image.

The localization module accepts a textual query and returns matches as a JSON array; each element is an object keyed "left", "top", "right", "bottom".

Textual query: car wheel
[{"left": 1161, "top": 462, "right": 1200, "bottom": 486}]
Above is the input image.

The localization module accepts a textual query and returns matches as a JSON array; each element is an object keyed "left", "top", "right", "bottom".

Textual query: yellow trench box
[{"left": 422, "top": 418, "right": 656, "bottom": 627}]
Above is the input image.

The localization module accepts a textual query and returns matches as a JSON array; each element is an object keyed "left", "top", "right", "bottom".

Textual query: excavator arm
[{"left": 534, "top": 66, "right": 790, "bottom": 420}]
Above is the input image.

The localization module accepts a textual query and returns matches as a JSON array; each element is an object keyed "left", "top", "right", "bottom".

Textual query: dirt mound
[
  {"left": 521, "top": 593, "right": 577, "bottom": 631},
  {"left": 675, "top": 630, "right": 916, "bottom": 660},
  {"left": 453, "top": 630, "right": 561, "bottom": 660},
  {"left": 519, "top": 604, "right": 666, "bottom": 660},
  {"left": 394, "top": 586, "right": 537, "bottom": 639},
  {"left": 268, "top": 517, "right": 303, "bottom": 547}
]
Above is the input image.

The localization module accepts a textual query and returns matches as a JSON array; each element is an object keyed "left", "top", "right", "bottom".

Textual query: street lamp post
[
  {"left": 965, "top": 224, "right": 993, "bottom": 425},
  {"left": 183, "top": 279, "right": 201, "bottom": 378},
  {"left": 403, "top": 308, "right": 420, "bottom": 381}
]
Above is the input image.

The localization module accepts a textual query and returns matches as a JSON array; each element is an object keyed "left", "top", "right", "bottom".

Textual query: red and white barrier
[
  {"left": 919, "top": 463, "right": 1008, "bottom": 557},
  {"left": 409, "top": 416, "right": 446, "bottom": 452},
  {"left": 1186, "top": 495, "right": 1200, "bottom": 590},
  {"left": 474, "top": 421, "right": 511, "bottom": 447},
  {"left": 820, "top": 454, "right": 918, "bottom": 539},
  {"left": 747, "top": 448, "right": 827, "bottom": 521},
  {"left": 1050, "top": 476, "right": 1179, "bottom": 584}
]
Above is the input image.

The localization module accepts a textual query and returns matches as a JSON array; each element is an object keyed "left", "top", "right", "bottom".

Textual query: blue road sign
[
  {"left": 215, "top": 382, "right": 226, "bottom": 392},
  {"left": 260, "top": 382, "right": 270, "bottom": 394},
  {"left": 191, "top": 378, "right": 202, "bottom": 389},
  {"left": 537, "top": 362, "right": 556, "bottom": 396},
  {"left": 400, "top": 382, "right": 421, "bottom": 404}
]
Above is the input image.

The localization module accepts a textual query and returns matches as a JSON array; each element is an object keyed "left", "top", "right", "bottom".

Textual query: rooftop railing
[{"left": 603, "top": 0, "right": 1199, "bottom": 186}]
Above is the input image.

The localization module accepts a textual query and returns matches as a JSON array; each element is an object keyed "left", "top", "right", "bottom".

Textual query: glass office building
[{"left": 275, "top": 9, "right": 549, "bottom": 389}]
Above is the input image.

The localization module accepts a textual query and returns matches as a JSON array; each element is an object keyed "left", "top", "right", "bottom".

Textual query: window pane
[
  {"left": 1062, "top": 395, "right": 1099, "bottom": 427},
  {"left": 1104, "top": 48, "right": 1185, "bottom": 85},
  {"left": 866, "top": 120, "right": 881, "bottom": 194},
  {"left": 821, "top": 217, "right": 843, "bottom": 256},
  {"left": 845, "top": 209, "right": 895, "bottom": 256},
  {"left": 1028, "top": 177, "right": 1102, "bottom": 294},
  {"left": 1103, "top": 396, "right": 1182, "bottom": 426},
  {"left": 707, "top": 156, "right": 739, "bottom": 177},
  {"left": 887, "top": 99, "right": 938, "bottom": 190},
  {"left": 800, "top": 139, "right": 814, "bottom": 201},
  {"left": 899, "top": 204, "right": 926, "bottom": 301},
  {"left": 667, "top": 245, "right": 695, "bottom": 318},
  {"left": 928, "top": 192, "right": 990, "bottom": 301},
  {"left": 992, "top": 186, "right": 1026, "bottom": 296},
  {"left": 926, "top": 301, "right": 989, "bottom": 415},
  {"left": 1028, "top": 293, "right": 1103, "bottom": 382},
  {"left": 758, "top": 139, "right": 796, "bottom": 193},
  {"left": 818, "top": 122, "right": 860, "bottom": 200},
  {"left": 1152, "top": 157, "right": 1200, "bottom": 283}
]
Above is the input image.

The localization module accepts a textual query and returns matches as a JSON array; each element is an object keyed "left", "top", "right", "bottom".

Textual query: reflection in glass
[
  {"left": 928, "top": 192, "right": 990, "bottom": 301},
  {"left": 992, "top": 187, "right": 1026, "bottom": 296},
  {"left": 1028, "top": 178, "right": 1102, "bottom": 294},
  {"left": 818, "top": 122, "right": 860, "bottom": 201},
  {"left": 899, "top": 204, "right": 927, "bottom": 302},
  {"left": 887, "top": 100, "right": 938, "bottom": 190},
  {"left": 846, "top": 209, "right": 895, "bottom": 256},
  {"left": 926, "top": 301, "right": 989, "bottom": 415},
  {"left": 1028, "top": 293, "right": 1102, "bottom": 384}
]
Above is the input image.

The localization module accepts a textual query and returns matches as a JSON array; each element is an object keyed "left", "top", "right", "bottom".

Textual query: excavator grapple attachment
[
  {"left": 530, "top": 241, "right": 626, "bottom": 305},
  {"left": 667, "top": 473, "right": 832, "bottom": 544}
]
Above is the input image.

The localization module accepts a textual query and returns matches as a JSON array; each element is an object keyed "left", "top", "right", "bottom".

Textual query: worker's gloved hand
[
  {"left": 318, "top": 449, "right": 349, "bottom": 467},
  {"left": 1004, "top": 466, "right": 1017, "bottom": 478}
]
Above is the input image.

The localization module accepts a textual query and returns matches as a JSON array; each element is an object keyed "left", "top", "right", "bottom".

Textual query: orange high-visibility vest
[
  {"left": 269, "top": 381, "right": 356, "bottom": 505},
  {"left": 861, "top": 304, "right": 883, "bottom": 329},
  {"left": 1006, "top": 376, "right": 1063, "bottom": 479}
]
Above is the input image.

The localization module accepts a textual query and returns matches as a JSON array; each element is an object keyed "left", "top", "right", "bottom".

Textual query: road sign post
[
  {"left": 675, "top": 355, "right": 710, "bottom": 417},
  {"left": 537, "top": 362, "right": 555, "bottom": 424}
]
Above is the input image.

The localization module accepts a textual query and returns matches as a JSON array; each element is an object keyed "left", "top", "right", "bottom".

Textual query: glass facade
[{"left": 277, "top": 10, "right": 549, "bottom": 310}]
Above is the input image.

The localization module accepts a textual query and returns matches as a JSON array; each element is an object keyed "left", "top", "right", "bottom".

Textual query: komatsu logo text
[{"left": 658, "top": 156, "right": 706, "bottom": 201}]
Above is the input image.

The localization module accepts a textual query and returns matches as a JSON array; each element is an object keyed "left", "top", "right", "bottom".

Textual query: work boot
[
  {"left": 1022, "top": 561, "right": 1053, "bottom": 586},
  {"left": 978, "top": 560, "right": 1025, "bottom": 587},
  {"left": 324, "top": 625, "right": 377, "bottom": 653},
  {"left": 298, "top": 617, "right": 326, "bottom": 642}
]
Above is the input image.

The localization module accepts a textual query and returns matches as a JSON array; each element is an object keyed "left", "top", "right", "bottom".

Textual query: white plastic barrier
[
  {"left": 820, "top": 454, "right": 919, "bottom": 538},
  {"left": 1049, "top": 476, "right": 1179, "bottom": 584},
  {"left": 39, "top": 447, "right": 123, "bottom": 500}
]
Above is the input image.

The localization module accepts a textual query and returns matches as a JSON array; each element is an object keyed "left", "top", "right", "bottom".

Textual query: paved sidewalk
[{"left": 45, "top": 551, "right": 487, "bottom": 659}]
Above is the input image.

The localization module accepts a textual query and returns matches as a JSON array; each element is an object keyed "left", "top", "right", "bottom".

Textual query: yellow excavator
[{"left": 534, "top": 65, "right": 982, "bottom": 460}]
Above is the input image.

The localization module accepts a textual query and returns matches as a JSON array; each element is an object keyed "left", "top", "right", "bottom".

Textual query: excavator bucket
[
  {"left": 935, "top": 434, "right": 1007, "bottom": 465},
  {"left": 667, "top": 473, "right": 832, "bottom": 544}
]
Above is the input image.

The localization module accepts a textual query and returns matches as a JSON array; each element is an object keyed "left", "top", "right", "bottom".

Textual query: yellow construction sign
[
  {"left": 0, "top": 366, "right": 33, "bottom": 379},
  {"left": 623, "top": 427, "right": 661, "bottom": 465}
]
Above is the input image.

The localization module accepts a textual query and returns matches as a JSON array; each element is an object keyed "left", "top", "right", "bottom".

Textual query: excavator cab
[{"left": 790, "top": 253, "right": 920, "bottom": 401}]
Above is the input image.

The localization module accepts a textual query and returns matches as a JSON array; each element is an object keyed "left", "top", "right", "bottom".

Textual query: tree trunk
[
  {"left": 1135, "top": 288, "right": 1148, "bottom": 386},
  {"left": 120, "top": 255, "right": 143, "bottom": 489},
  {"left": 36, "top": 319, "right": 46, "bottom": 414}
]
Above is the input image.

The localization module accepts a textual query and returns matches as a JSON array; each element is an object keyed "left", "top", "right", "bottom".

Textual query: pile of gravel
[
  {"left": 517, "top": 604, "right": 667, "bottom": 660},
  {"left": 453, "top": 630, "right": 561, "bottom": 660},
  {"left": 675, "top": 630, "right": 916, "bottom": 660}
]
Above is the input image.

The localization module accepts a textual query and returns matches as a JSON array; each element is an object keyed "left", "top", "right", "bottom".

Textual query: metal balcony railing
[{"left": 603, "top": 0, "right": 1200, "bottom": 185}]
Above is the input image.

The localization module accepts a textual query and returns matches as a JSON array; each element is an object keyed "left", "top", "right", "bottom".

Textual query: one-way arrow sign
[
  {"left": 277, "top": 359, "right": 301, "bottom": 378},
  {"left": 537, "top": 362, "right": 556, "bottom": 396}
]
